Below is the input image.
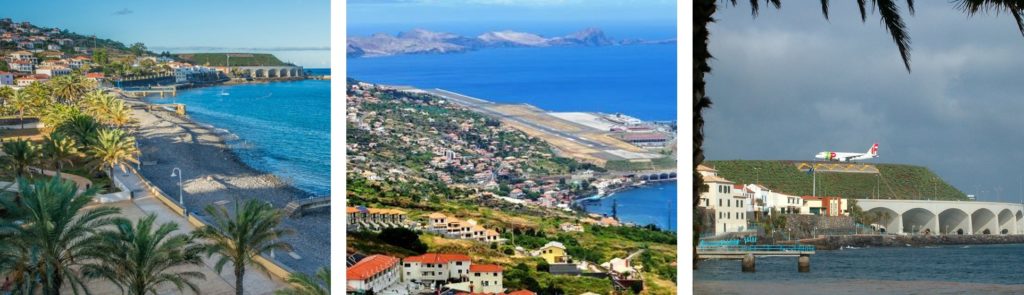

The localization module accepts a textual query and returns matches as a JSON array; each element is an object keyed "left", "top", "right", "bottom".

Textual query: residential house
[
  {"left": 9, "top": 60, "right": 34, "bottom": 73},
  {"left": 402, "top": 253, "right": 472, "bottom": 283},
  {"left": 697, "top": 164, "right": 748, "bottom": 234},
  {"left": 467, "top": 264, "right": 503, "bottom": 294},
  {"left": 532, "top": 241, "right": 568, "bottom": 264},
  {"left": 801, "top": 196, "right": 824, "bottom": 215},
  {"left": 35, "top": 65, "right": 70, "bottom": 77},
  {"left": 16, "top": 74, "right": 49, "bottom": 86},
  {"left": 346, "top": 254, "right": 400, "bottom": 294},
  {"left": 0, "top": 71, "right": 13, "bottom": 86},
  {"left": 347, "top": 206, "right": 408, "bottom": 231},
  {"left": 7, "top": 51, "right": 36, "bottom": 64}
]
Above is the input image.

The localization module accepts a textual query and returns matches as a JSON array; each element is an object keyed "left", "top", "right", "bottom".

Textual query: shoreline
[
  {"left": 781, "top": 234, "right": 1024, "bottom": 250},
  {"left": 129, "top": 92, "right": 329, "bottom": 275},
  {"left": 575, "top": 181, "right": 676, "bottom": 230},
  {"left": 695, "top": 279, "right": 1024, "bottom": 295}
]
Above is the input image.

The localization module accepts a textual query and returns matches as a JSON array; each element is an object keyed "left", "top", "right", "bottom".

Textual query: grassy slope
[
  {"left": 175, "top": 53, "right": 289, "bottom": 66},
  {"left": 705, "top": 160, "right": 967, "bottom": 200}
]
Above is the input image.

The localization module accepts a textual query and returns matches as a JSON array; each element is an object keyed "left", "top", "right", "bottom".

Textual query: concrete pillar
[
  {"left": 798, "top": 254, "right": 810, "bottom": 272},
  {"left": 895, "top": 213, "right": 904, "bottom": 234},
  {"left": 742, "top": 254, "right": 755, "bottom": 272},
  {"left": 966, "top": 215, "right": 973, "bottom": 235},
  {"left": 931, "top": 213, "right": 940, "bottom": 235}
]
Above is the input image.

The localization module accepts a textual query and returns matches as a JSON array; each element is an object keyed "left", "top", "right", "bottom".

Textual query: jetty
[{"left": 697, "top": 244, "right": 816, "bottom": 272}]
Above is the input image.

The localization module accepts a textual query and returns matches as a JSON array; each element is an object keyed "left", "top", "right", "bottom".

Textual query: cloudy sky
[
  {"left": 705, "top": 1, "right": 1024, "bottom": 202},
  {"left": 3, "top": 0, "right": 329, "bottom": 67}
]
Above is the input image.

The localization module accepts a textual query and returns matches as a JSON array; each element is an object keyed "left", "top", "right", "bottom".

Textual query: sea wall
[{"left": 787, "top": 234, "right": 1024, "bottom": 250}]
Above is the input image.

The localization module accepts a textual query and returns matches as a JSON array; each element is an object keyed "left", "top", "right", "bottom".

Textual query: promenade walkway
[{"left": 109, "top": 170, "right": 288, "bottom": 294}]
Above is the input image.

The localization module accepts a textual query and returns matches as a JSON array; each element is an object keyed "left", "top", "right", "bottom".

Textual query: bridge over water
[{"left": 857, "top": 199, "right": 1024, "bottom": 235}]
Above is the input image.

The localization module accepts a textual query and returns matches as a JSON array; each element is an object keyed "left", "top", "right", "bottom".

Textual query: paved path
[{"left": 110, "top": 170, "right": 289, "bottom": 294}]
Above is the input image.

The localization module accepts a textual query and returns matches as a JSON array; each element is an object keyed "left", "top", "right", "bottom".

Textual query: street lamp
[{"left": 170, "top": 167, "right": 183, "bottom": 213}]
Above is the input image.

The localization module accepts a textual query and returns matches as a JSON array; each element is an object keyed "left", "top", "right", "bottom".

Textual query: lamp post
[{"left": 171, "top": 167, "right": 183, "bottom": 213}]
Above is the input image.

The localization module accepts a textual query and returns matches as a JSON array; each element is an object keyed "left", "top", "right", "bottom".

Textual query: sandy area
[{"left": 131, "top": 106, "right": 329, "bottom": 276}]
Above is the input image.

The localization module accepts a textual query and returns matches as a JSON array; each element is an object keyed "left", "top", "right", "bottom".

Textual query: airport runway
[{"left": 426, "top": 88, "right": 621, "bottom": 155}]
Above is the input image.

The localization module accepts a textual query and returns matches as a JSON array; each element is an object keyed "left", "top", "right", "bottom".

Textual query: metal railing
[{"left": 697, "top": 244, "right": 815, "bottom": 252}]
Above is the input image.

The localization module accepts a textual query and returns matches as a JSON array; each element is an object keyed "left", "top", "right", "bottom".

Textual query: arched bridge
[
  {"left": 857, "top": 199, "right": 1024, "bottom": 235},
  {"left": 237, "top": 66, "right": 304, "bottom": 79},
  {"left": 619, "top": 170, "right": 676, "bottom": 182}
]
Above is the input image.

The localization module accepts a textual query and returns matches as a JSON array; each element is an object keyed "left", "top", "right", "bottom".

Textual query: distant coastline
[{"left": 347, "top": 27, "right": 675, "bottom": 57}]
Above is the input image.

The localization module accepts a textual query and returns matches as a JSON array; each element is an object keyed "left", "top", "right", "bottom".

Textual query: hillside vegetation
[
  {"left": 175, "top": 53, "right": 289, "bottom": 66},
  {"left": 705, "top": 160, "right": 967, "bottom": 201}
]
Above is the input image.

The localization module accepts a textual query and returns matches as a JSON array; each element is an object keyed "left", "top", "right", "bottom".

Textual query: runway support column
[
  {"left": 798, "top": 254, "right": 810, "bottom": 272},
  {"left": 742, "top": 254, "right": 755, "bottom": 272}
]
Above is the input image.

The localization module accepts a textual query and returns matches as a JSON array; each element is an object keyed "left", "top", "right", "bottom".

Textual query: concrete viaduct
[
  {"left": 857, "top": 199, "right": 1024, "bottom": 235},
  {"left": 237, "top": 66, "right": 304, "bottom": 79}
]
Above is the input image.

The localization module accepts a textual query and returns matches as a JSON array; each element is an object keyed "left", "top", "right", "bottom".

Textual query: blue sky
[
  {"left": 347, "top": 0, "right": 676, "bottom": 39},
  {"left": 3, "top": 0, "right": 329, "bottom": 67}
]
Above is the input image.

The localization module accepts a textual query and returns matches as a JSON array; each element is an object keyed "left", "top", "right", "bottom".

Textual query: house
[
  {"left": 10, "top": 60, "right": 34, "bottom": 73},
  {"left": 698, "top": 165, "right": 748, "bottom": 234},
  {"left": 402, "top": 253, "right": 472, "bottom": 283},
  {"left": 428, "top": 212, "right": 449, "bottom": 232},
  {"left": 46, "top": 44, "right": 60, "bottom": 51},
  {"left": 0, "top": 71, "right": 13, "bottom": 86},
  {"left": 16, "top": 74, "right": 49, "bottom": 86},
  {"left": 601, "top": 257, "right": 637, "bottom": 275},
  {"left": 559, "top": 222, "right": 584, "bottom": 233},
  {"left": 7, "top": 50, "right": 36, "bottom": 64},
  {"left": 347, "top": 206, "right": 408, "bottom": 231},
  {"left": 346, "top": 254, "right": 400, "bottom": 294},
  {"left": 85, "top": 72, "right": 105, "bottom": 83},
  {"left": 467, "top": 264, "right": 503, "bottom": 294},
  {"left": 532, "top": 241, "right": 568, "bottom": 264},
  {"left": 483, "top": 229, "right": 500, "bottom": 243},
  {"left": 35, "top": 65, "right": 70, "bottom": 77},
  {"left": 801, "top": 196, "right": 823, "bottom": 215}
]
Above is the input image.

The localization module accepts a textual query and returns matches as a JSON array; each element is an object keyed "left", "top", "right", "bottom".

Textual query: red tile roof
[
  {"left": 404, "top": 253, "right": 471, "bottom": 264},
  {"left": 508, "top": 291, "right": 537, "bottom": 295},
  {"left": 346, "top": 254, "right": 399, "bottom": 281},
  {"left": 469, "top": 264, "right": 503, "bottom": 273}
]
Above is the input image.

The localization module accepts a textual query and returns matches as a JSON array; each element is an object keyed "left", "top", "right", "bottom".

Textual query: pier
[
  {"left": 697, "top": 244, "right": 815, "bottom": 272},
  {"left": 120, "top": 85, "right": 178, "bottom": 98}
]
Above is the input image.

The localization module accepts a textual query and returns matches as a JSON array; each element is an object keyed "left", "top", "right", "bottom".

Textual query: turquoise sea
[{"left": 152, "top": 73, "right": 330, "bottom": 196}]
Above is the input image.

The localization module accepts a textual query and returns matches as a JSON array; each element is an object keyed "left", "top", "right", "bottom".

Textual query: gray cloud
[
  {"left": 704, "top": 1, "right": 1024, "bottom": 201},
  {"left": 113, "top": 8, "right": 133, "bottom": 15}
]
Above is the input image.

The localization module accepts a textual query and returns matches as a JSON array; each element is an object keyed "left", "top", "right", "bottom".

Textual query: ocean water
[
  {"left": 153, "top": 77, "right": 330, "bottom": 196},
  {"left": 695, "top": 244, "right": 1024, "bottom": 284},
  {"left": 347, "top": 44, "right": 677, "bottom": 121},
  {"left": 579, "top": 182, "right": 677, "bottom": 231}
]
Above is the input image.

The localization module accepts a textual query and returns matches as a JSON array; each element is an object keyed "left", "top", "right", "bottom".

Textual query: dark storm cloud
[
  {"left": 704, "top": 1, "right": 1024, "bottom": 201},
  {"left": 112, "top": 8, "right": 133, "bottom": 15}
]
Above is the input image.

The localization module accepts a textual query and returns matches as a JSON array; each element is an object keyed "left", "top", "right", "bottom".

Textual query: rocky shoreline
[
  {"left": 782, "top": 234, "right": 1024, "bottom": 250},
  {"left": 130, "top": 98, "right": 329, "bottom": 275}
]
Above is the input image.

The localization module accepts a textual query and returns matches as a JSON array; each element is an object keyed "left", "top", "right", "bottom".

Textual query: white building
[
  {"left": 9, "top": 60, "right": 33, "bottom": 73},
  {"left": 698, "top": 164, "right": 748, "bottom": 234},
  {"left": 468, "top": 264, "right": 503, "bottom": 294},
  {"left": 746, "top": 184, "right": 803, "bottom": 215},
  {"left": 347, "top": 254, "right": 400, "bottom": 294},
  {"left": 402, "top": 253, "right": 472, "bottom": 283},
  {"left": 35, "top": 65, "right": 70, "bottom": 77}
]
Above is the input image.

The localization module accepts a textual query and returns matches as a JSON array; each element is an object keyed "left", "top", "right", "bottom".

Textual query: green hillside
[
  {"left": 175, "top": 53, "right": 290, "bottom": 66},
  {"left": 705, "top": 160, "right": 968, "bottom": 201}
]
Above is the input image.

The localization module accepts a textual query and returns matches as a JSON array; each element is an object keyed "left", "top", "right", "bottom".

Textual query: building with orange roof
[
  {"left": 402, "top": 253, "right": 472, "bottom": 283},
  {"left": 428, "top": 212, "right": 449, "bottom": 231},
  {"left": 468, "top": 264, "right": 504, "bottom": 294},
  {"left": 346, "top": 254, "right": 400, "bottom": 294}
]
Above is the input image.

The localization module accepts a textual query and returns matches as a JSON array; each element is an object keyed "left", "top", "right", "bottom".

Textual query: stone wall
[{"left": 789, "top": 234, "right": 1024, "bottom": 250}]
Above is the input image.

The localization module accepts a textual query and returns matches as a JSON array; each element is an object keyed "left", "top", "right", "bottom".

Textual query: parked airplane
[{"left": 815, "top": 143, "right": 879, "bottom": 162}]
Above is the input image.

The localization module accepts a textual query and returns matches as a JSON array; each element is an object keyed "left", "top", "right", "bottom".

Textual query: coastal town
[
  {"left": 346, "top": 80, "right": 678, "bottom": 294},
  {"left": 0, "top": 16, "right": 328, "bottom": 294}
]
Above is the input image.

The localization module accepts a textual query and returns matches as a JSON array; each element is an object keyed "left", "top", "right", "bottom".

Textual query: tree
[
  {"left": 92, "top": 48, "right": 109, "bottom": 66},
  {"left": 0, "top": 86, "right": 13, "bottom": 106},
  {"left": 193, "top": 200, "right": 294, "bottom": 295},
  {"left": 50, "top": 74, "right": 96, "bottom": 105},
  {"left": 0, "top": 176, "right": 118, "bottom": 294},
  {"left": 86, "top": 128, "right": 139, "bottom": 177},
  {"left": 274, "top": 267, "right": 329, "bottom": 295},
  {"left": 41, "top": 134, "right": 78, "bottom": 172},
  {"left": 55, "top": 114, "right": 101, "bottom": 148},
  {"left": 80, "top": 214, "right": 206, "bottom": 295},
  {"left": 8, "top": 89, "right": 33, "bottom": 129},
  {"left": 2, "top": 139, "right": 40, "bottom": 177},
  {"left": 693, "top": 0, "right": 1024, "bottom": 266},
  {"left": 130, "top": 42, "right": 148, "bottom": 57}
]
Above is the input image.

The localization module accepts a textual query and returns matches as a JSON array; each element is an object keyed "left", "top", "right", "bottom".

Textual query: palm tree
[
  {"left": 193, "top": 200, "right": 294, "bottom": 295},
  {"left": 2, "top": 139, "right": 40, "bottom": 177},
  {"left": 50, "top": 74, "right": 95, "bottom": 105},
  {"left": 0, "top": 176, "right": 119, "bottom": 294},
  {"left": 86, "top": 128, "right": 139, "bottom": 177},
  {"left": 274, "top": 267, "right": 329, "bottom": 295},
  {"left": 55, "top": 114, "right": 101, "bottom": 148},
  {"left": 693, "top": 0, "right": 1024, "bottom": 265},
  {"left": 80, "top": 214, "right": 206, "bottom": 295},
  {"left": 8, "top": 90, "right": 33, "bottom": 129},
  {"left": 0, "top": 86, "right": 14, "bottom": 106},
  {"left": 42, "top": 134, "right": 78, "bottom": 172}
]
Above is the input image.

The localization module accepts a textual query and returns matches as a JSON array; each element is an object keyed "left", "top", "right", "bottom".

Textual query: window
[
  {"left": 483, "top": 281, "right": 491, "bottom": 286},
  {"left": 474, "top": 273, "right": 481, "bottom": 277},
  {"left": 404, "top": 263, "right": 411, "bottom": 267},
  {"left": 727, "top": 212, "right": 731, "bottom": 219},
  {"left": 719, "top": 199, "right": 722, "bottom": 207},
  {"left": 456, "top": 262, "right": 463, "bottom": 266},
  {"left": 727, "top": 200, "right": 731, "bottom": 207}
]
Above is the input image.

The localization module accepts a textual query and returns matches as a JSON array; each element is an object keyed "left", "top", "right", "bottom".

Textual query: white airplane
[{"left": 815, "top": 143, "right": 879, "bottom": 162}]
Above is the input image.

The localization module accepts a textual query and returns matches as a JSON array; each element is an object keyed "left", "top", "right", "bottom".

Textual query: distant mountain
[{"left": 347, "top": 27, "right": 669, "bottom": 57}]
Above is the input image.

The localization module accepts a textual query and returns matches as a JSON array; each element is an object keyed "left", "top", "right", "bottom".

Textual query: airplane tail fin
[{"left": 868, "top": 143, "right": 879, "bottom": 157}]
